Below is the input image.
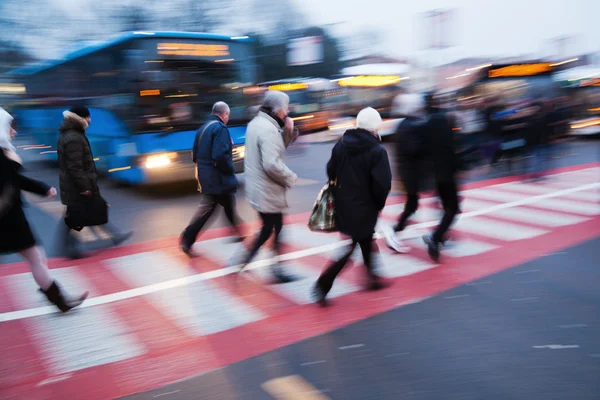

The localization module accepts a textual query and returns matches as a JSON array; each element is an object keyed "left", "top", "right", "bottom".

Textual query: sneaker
[
  {"left": 381, "top": 224, "right": 411, "bottom": 254},
  {"left": 366, "top": 279, "right": 390, "bottom": 291},
  {"left": 423, "top": 234, "right": 440, "bottom": 262}
]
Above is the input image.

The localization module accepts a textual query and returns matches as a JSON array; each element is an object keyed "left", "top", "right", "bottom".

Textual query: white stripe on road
[
  {"left": 1, "top": 181, "right": 599, "bottom": 322},
  {"left": 456, "top": 217, "right": 548, "bottom": 241},
  {"left": 105, "top": 252, "right": 264, "bottom": 336},
  {"left": 462, "top": 199, "right": 588, "bottom": 227},
  {"left": 351, "top": 250, "right": 437, "bottom": 278},
  {"left": 498, "top": 183, "right": 599, "bottom": 202},
  {"left": 249, "top": 260, "right": 358, "bottom": 304},
  {"left": 4, "top": 268, "right": 145, "bottom": 374},
  {"left": 407, "top": 237, "right": 499, "bottom": 258}
]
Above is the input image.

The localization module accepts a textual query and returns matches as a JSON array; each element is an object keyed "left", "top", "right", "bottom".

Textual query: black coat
[
  {"left": 0, "top": 149, "right": 50, "bottom": 254},
  {"left": 426, "top": 111, "right": 459, "bottom": 183},
  {"left": 57, "top": 113, "right": 100, "bottom": 205},
  {"left": 327, "top": 129, "right": 392, "bottom": 241},
  {"left": 395, "top": 117, "right": 427, "bottom": 195}
]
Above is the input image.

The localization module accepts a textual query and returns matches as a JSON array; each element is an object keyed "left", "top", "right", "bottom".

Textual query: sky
[
  {"left": 5, "top": 0, "right": 599, "bottom": 64},
  {"left": 292, "top": 0, "right": 599, "bottom": 63}
]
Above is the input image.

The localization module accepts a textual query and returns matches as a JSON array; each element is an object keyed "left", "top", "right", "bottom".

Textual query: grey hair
[
  {"left": 263, "top": 91, "right": 290, "bottom": 113},
  {"left": 212, "top": 101, "right": 230, "bottom": 116},
  {"left": 393, "top": 94, "right": 426, "bottom": 118}
]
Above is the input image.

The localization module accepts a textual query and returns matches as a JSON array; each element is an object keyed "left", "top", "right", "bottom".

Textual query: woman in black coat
[
  {"left": 313, "top": 108, "right": 392, "bottom": 306},
  {"left": 0, "top": 109, "right": 88, "bottom": 312}
]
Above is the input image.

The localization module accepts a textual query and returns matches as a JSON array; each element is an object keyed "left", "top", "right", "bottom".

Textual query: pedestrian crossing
[{"left": 1, "top": 166, "right": 599, "bottom": 398}]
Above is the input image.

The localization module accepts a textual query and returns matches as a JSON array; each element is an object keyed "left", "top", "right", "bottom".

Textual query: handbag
[
  {"left": 65, "top": 195, "right": 109, "bottom": 230},
  {"left": 308, "top": 181, "right": 337, "bottom": 232}
]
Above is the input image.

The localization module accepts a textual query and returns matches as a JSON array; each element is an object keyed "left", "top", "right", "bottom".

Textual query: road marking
[
  {"left": 511, "top": 297, "right": 538, "bottom": 302},
  {"left": 533, "top": 345, "right": 580, "bottom": 350},
  {"left": 445, "top": 294, "right": 471, "bottom": 299},
  {"left": 338, "top": 344, "right": 364, "bottom": 350},
  {"left": 262, "top": 375, "right": 332, "bottom": 400},
  {"left": 558, "top": 324, "right": 588, "bottom": 329},
  {"left": 153, "top": 390, "right": 181, "bottom": 398},
  {"left": 300, "top": 360, "right": 326, "bottom": 367},
  {"left": 36, "top": 374, "right": 73, "bottom": 387},
  {"left": 384, "top": 352, "right": 410, "bottom": 358},
  {"left": 515, "top": 269, "right": 542, "bottom": 274},
  {"left": 1, "top": 181, "right": 598, "bottom": 323}
]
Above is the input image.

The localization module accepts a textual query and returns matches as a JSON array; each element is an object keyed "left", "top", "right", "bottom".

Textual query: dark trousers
[
  {"left": 58, "top": 218, "right": 121, "bottom": 255},
  {"left": 243, "top": 212, "right": 283, "bottom": 265},
  {"left": 395, "top": 193, "right": 419, "bottom": 232},
  {"left": 432, "top": 180, "right": 460, "bottom": 244},
  {"left": 317, "top": 237, "right": 377, "bottom": 295},
  {"left": 182, "top": 193, "right": 240, "bottom": 247}
]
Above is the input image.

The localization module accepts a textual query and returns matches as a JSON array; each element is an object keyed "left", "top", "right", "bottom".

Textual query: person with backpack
[{"left": 381, "top": 94, "right": 427, "bottom": 253}]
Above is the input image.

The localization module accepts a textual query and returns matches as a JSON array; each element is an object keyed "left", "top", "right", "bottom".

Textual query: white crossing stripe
[
  {"left": 282, "top": 224, "right": 344, "bottom": 249},
  {"left": 498, "top": 183, "right": 599, "bottom": 201},
  {"left": 105, "top": 252, "right": 265, "bottom": 336},
  {"left": 455, "top": 217, "right": 548, "bottom": 241},
  {"left": 466, "top": 188, "right": 529, "bottom": 202},
  {"left": 462, "top": 198, "right": 589, "bottom": 227},
  {"left": 249, "top": 260, "right": 358, "bottom": 304},
  {"left": 351, "top": 249, "right": 437, "bottom": 277},
  {"left": 193, "top": 236, "right": 271, "bottom": 266},
  {"left": 4, "top": 268, "right": 144, "bottom": 374},
  {"left": 406, "top": 237, "right": 499, "bottom": 258},
  {"left": 530, "top": 198, "right": 600, "bottom": 216}
]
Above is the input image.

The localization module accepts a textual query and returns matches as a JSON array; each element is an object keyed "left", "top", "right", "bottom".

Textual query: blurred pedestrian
[
  {"left": 0, "top": 108, "right": 88, "bottom": 312},
  {"left": 236, "top": 91, "right": 299, "bottom": 283},
  {"left": 526, "top": 100, "right": 552, "bottom": 181},
  {"left": 313, "top": 107, "right": 392, "bottom": 307},
  {"left": 180, "top": 101, "right": 245, "bottom": 257},
  {"left": 381, "top": 94, "right": 427, "bottom": 253},
  {"left": 422, "top": 102, "right": 461, "bottom": 262},
  {"left": 57, "top": 106, "right": 132, "bottom": 259}
]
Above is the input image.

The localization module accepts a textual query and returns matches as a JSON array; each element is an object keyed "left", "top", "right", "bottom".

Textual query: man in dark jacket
[
  {"left": 313, "top": 107, "right": 392, "bottom": 306},
  {"left": 382, "top": 94, "right": 427, "bottom": 253},
  {"left": 57, "top": 106, "right": 131, "bottom": 258},
  {"left": 180, "top": 102, "right": 244, "bottom": 257},
  {"left": 422, "top": 104, "right": 461, "bottom": 262}
]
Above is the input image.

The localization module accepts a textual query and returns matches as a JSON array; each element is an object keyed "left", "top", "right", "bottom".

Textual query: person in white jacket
[{"left": 237, "top": 91, "right": 298, "bottom": 283}]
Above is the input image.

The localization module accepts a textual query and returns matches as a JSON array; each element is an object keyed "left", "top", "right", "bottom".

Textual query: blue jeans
[{"left": 529, "top": 144, "right": 551, "bottom": 176}]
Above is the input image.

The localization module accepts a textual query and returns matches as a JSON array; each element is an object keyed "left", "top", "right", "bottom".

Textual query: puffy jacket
[
  {"left": 327, "top": 128, "right": 392, "bottom": 241},
  {"left": 193, "top": 115, "right": 237, "bottom": 195},
  {"left": 244, "top": 111, "right": 296, "bottom": 213},
  {"left": 57, "top": 111, "right": 99, "bottom": 205},
  {"left": 426, "top": 111, "right": 459, "bottom": 183}
]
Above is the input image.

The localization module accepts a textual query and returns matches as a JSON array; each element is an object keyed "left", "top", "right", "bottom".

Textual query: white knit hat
[
  {"left": 356, "top": 107, "right": 382, "bottom": 133},
  {"left": 0, "top": 108, "right": 16, "bottom": 152}
]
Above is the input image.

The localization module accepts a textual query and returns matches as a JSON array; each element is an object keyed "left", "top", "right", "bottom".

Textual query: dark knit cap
[{"left": 69, "top": 106, "right": 90, "bottom": 119}]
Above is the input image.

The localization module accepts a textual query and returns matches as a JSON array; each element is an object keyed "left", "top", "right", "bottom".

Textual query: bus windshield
[{"left": 133, "top": 59, "right": 253, "bottom": 133}]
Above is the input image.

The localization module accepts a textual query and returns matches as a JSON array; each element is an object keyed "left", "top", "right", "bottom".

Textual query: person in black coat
[
  {"left": 422, "top": 104, "right": 461, "bottom": 262},
  {"left": 180, "top": 102, "right": 245, "bottom": 257},
  {"left": 381, "top": 94, "right": 428, "bottom": 253},
  {"left": 313, "top": 107, "right": 392, "bottom": 306},
  {"left": 0, "top": 108, "right": 88, "bottom": 312},
  {"left": 56, "top": 106, "right": 131, "bottom": 258}
]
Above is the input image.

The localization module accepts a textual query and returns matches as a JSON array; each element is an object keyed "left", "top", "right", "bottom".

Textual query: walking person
[
  {"left": 382, "top": 94, "right": 427, "bottom": 253},
  {"left": 57, "top": 106, "right": 131, "bottom": 259},
  {"left": 0, "top": 108, "right": 88, "bottom": 312},
  {"left": 236, "top": 91, "right": 299, "bottom": 283},
  {"left": 313, "top": 107, "right": 392, "bottom": 306},
  {"left": 180, "top": 101, "right": 245, "bottom": 256},
  {"left": 422, "top": 102, "right": 461, "bottom": 262}
]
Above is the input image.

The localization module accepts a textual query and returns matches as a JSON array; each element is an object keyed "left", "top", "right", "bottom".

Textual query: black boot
[{"left": 40, "top": 281, "right": 89, "bottom": 313}]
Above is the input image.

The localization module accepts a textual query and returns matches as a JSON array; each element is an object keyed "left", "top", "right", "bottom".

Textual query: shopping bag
[{"left": 308, "top": 182, "right": 337, "bottom": 232}]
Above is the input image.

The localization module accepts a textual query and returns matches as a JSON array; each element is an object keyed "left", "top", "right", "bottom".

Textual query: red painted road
[{"left": 1, "top": 162, "right": 599, "bottom": 400}]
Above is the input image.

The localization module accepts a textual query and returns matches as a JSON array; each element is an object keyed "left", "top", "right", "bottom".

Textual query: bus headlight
[
  {"left": 145, "top": 152, "right": 178, "bottom": 169},
  {"left": 232, "top": 145, "right": 245, "bottom": 160}
]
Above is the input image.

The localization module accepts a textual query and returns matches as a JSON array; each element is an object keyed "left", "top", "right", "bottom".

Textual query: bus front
[{"left": 113, "top": 37, "right": 257, "bottom": 184}]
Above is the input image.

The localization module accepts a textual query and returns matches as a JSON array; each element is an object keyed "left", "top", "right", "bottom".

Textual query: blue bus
[{"left": 7, "top": 31, "right": 259, "bottom": 184}]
